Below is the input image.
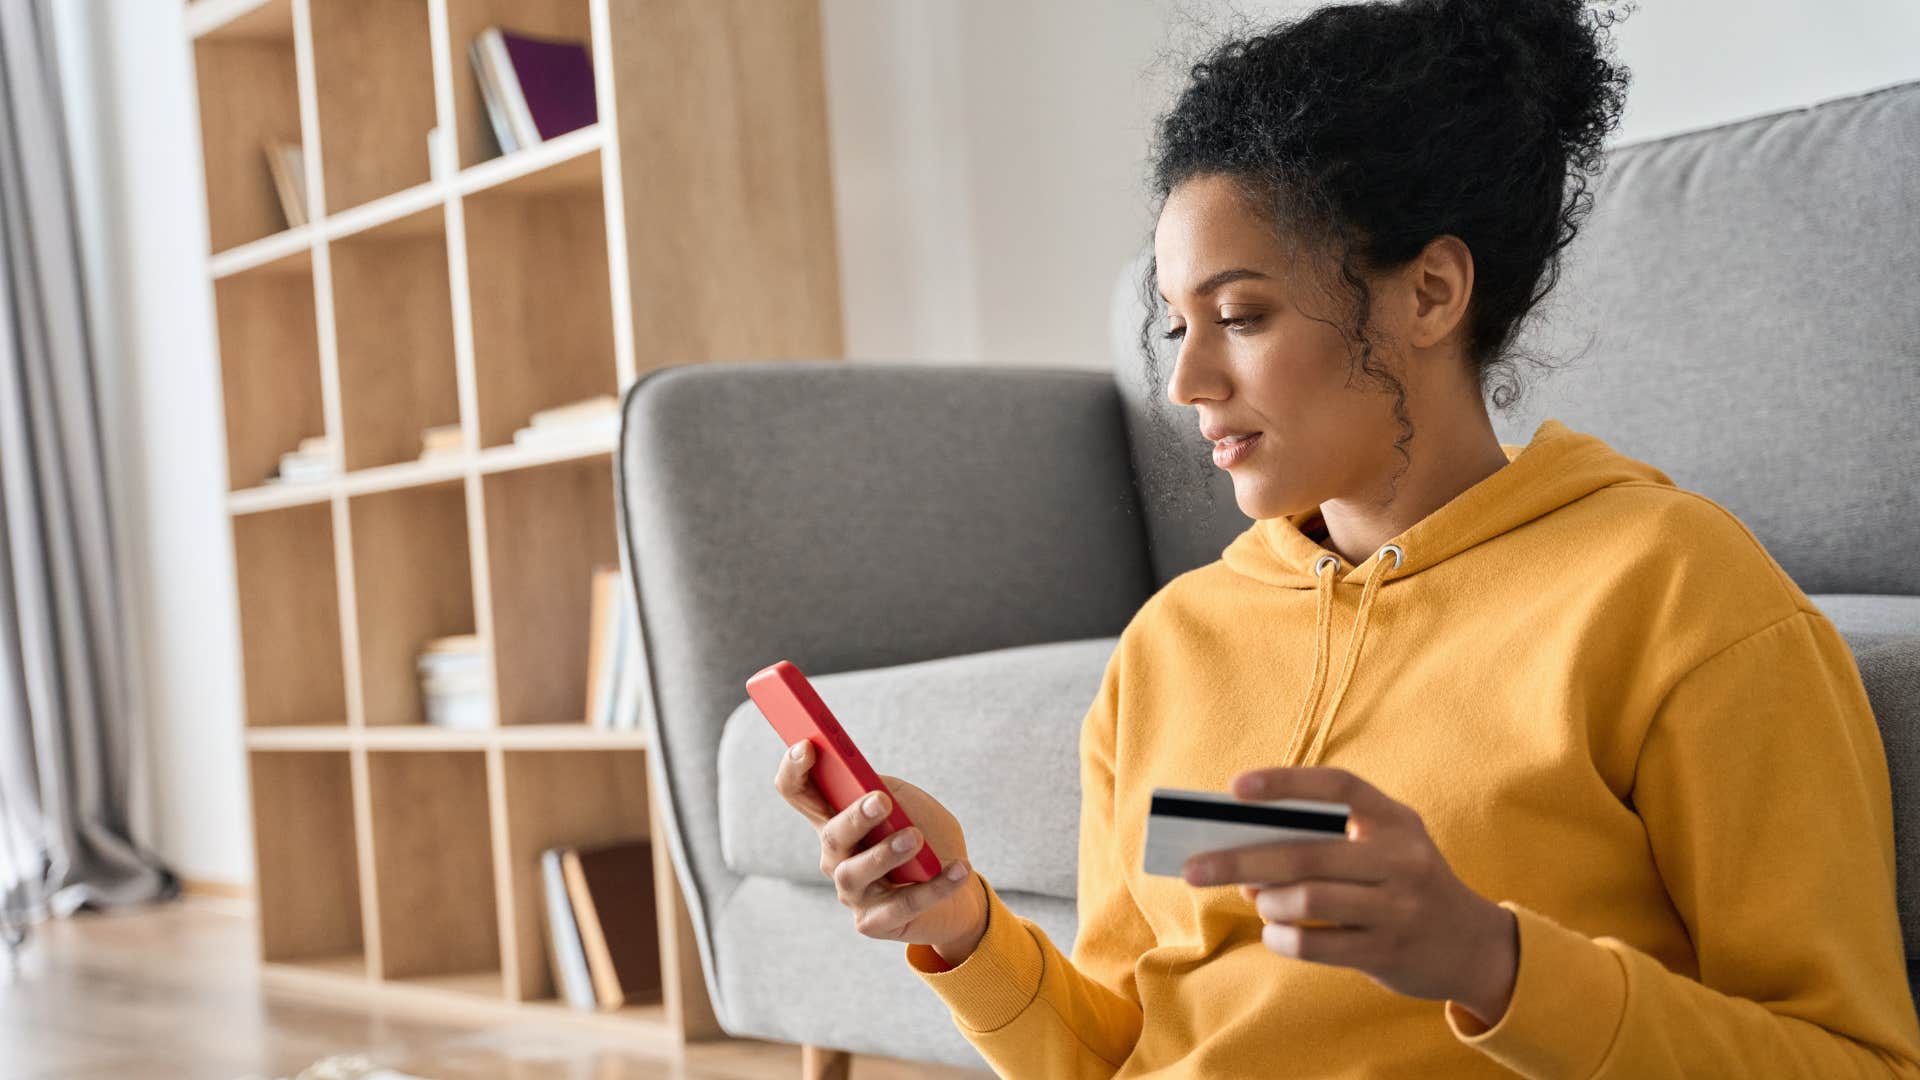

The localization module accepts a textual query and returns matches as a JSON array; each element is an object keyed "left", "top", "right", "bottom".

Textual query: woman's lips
[{"left": 1212, "top": 432, "right": 1262, "bottom": 468}]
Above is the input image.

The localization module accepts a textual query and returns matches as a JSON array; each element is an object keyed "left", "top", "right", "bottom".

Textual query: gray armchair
[{"left": 615, "top": 79, "right": 1920, "bottom": 1073}]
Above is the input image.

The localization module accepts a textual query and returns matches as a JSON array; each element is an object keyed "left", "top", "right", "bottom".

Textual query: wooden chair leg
[{"left": 802, "top": 1044, "right": 852, "bottom": 1080}]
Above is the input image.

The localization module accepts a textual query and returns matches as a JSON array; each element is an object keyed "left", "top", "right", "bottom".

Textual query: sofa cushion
[
  {"left": 1827, "top": 629, "right": 1920, "bottom": 995},
  {"left": 710, "top": 874, "right": 1075, "bottom": 1070},
  {"left": 1812, "top": 594, "right": 1920, "bottom": 638},
  {"left": 716, "top": 637, "right": 1117, "bottom": 900}
]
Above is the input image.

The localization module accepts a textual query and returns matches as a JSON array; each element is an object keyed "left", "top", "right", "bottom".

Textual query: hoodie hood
[{"left": 1219, "top": 417, "right": 1675, "bottom": 767}]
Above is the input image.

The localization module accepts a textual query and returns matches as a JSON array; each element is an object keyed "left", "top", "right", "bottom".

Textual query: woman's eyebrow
[{"left": 1159, "top": 267, "right": 1275, "bottom": 304}]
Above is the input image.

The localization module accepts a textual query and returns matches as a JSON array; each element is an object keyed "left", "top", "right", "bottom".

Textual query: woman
[{"left": 773, "top": 0, "right": 1920, "bottom": 1075}]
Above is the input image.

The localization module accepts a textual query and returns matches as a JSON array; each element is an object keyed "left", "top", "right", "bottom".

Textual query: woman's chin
[{"left": 1229, "top": 473, "right": 1299, "bottom": 521}]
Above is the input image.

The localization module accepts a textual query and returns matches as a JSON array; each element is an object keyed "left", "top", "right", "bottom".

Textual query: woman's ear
[{"left": 1406, "top": 234, "right": 1475, "bottom": 351}]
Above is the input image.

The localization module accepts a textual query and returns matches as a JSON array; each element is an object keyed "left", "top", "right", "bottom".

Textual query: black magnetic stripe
[{"left": 1149, "top": 794, "right": 1347, "bottom": 833}]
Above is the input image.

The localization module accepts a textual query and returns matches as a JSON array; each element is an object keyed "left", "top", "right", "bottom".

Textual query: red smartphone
[{"left": 746, "top": 660, "right": 942, "bottom": 885}]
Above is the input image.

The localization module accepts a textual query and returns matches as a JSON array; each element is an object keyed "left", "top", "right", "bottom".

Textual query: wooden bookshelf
[{"left": 187, "top": 0, "right": 842, "bottom": 1047}]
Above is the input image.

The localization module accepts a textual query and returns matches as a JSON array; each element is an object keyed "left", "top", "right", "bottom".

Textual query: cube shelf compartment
[
  {"left": 249, "top": 750, "right": 363, "bottom": 969},
  {"left": 232, "top": 502, "right": 347, "bottom": 728},
  {"left": 330, "top": 208, "right": 462, "bottom": 473},
  {"left": 482, "top": 457, "right": 617, "bottom": 727},
  {"left": 494, "top": 748, "right": 651, "bottom": 1002},
  {"left": 445, "top": 0, "right": 596, "bottom": 170},
  {"left": 464, "top": 159, "right": 617, "bottom": 449},
  {"left": 308, "top": 0, "right": 438, "bottom": 214},
  {"left": 194, "top": 0, "right": 303, "bottom": 252},
  {"left": 214, "top": 251, "right": 324, "bottom": 492},
  {"left": 191, "top": 0, "right": 845, "bottom": 1047},
  {"left": 347, "top": 480, "right": 479, "bottom": 727},
  {"left": 365, "top": 750, "right": 501, "bottom": 983}
]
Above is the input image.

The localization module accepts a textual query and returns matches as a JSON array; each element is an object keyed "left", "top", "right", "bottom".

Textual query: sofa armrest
[{"left": 613, "top": 359, "right": 1155, "bottom": 1024}]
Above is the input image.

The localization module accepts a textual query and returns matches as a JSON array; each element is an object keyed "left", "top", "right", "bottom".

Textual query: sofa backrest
[
  {"left": 1488, "top": 79, "right": 1920, "bottom": 597},
  {"left": 1111, "top": 79, "right": 1920, "bottom": 597}
]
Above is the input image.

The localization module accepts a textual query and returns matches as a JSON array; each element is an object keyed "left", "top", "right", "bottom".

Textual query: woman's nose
[{"left": 1166, "top": 336, "right": 1226, "bottom": 408}]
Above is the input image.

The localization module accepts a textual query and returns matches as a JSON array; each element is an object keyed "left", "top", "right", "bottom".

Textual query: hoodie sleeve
[
  {"left": 1443, "top": 607, "right": 1920, "bottom": 1078},
  {"left": 903, "top": 644, "right": 1151, "bottom": 1078}
]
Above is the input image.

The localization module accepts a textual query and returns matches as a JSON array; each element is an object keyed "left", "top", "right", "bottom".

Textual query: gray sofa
[{"left": 614, "top": 79, "right": 1920, "bottom": 1072}]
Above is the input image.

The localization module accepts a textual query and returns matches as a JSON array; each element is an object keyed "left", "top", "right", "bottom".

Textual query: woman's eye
[
  {"left": 1161, "top": 324, "right": 1186, "bottom": 341},
  {"left": 1217, "top": 314, "right": 1262, "bottom": 332}
]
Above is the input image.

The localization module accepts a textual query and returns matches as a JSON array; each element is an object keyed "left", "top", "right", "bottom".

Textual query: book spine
[
  {"left": 542, "top": 849, "right": 597, "bottom": 1008},
  {"left": 471, "top": 31, "right": 519, "bottom": 155},
  {"left": 561, "top": 849, "right": 624, "bottom": 1008}
]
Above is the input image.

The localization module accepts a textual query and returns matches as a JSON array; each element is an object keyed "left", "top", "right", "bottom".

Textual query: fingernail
[
  {"left": 1185, "top": 859, "right": 1216, "bottom": 885},
  {"left": 863, "top": 792, "right": 886, "bottom": 817},
  {"left": 891, "top": 831, "right": 916, "bottom": 852},
  {"left": 789, "top": 741, "right": 807, "bottom": 760},
  {"left": 946, "top": 861, "right": 968, "bottom": 881}
]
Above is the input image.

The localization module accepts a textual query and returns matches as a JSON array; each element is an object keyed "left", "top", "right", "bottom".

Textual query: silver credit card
[{"left": 1143, "top": 786, "right": 1351, "bottom": 878}]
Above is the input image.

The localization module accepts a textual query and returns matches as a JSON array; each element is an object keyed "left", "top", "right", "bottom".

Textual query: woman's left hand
[{"left": 1180, "top": 765, "right": 1520, "bottom": 1027}]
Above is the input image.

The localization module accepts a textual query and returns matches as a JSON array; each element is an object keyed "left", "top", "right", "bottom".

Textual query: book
[
  {"left": 471, "top": 27, "right": 596, "bottom": 156},
  {"left": 584, "top": 566, "right": 622, "bottom": 729},
  {"left": 602, "top": 585, "right": 632, "bottom": 730},
  {"left": 559, "top": 839, "right": 660, "bottom": 1008},
  {"left": 530, "top": 394, "right": 617, "bottom": 427},
  {"left": 419, "top": 423, "right": 464, "bottom": 459},
  {"left": 540, "top": 848, "right": 597, "bottom": 1009},
  {"left": 470, "top": 28, "right": 524, "bottom": 155},
  {"left": 270, "top": 458, "right": 334, "bottom": 483},
  {"left": 417, "top": 635, "right": 491, "bottom": 729},
  {"left": 503, "top": 30, "right": 596, "bottom": 141},
  {"left": 610, "top": 587, "right": 649, "bottom": 732},
  {"left": 512, "top": 412, "right": 619, "bottom": 449},
  {"left": 262, "top": 138, "right": 307, "bottom": 229},
  {"left": 270, "top": 433, "right": 335, "bottom": 483}
]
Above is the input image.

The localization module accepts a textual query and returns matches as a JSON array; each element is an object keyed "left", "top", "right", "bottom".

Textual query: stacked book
[
  {"left": 512, "top": 394, "right": 619, "bottom": 451},
  {"left": 419, "top": 423, "right": 463, "bottom": 461},
  {"left": 269, "top": 434, "right": 335, "bottom": 483},
  {"left": 469, "top": 26, "right": 596, "bottom": 157},
  {"left": 416, "top": 634, "right": 490, "bottom": 729},
  {"left": 262, "top": 138, "right": 306, "bottom": 229},
  {"left": 584, "top": 564, "right": 651, "bottom": 731},
  {"left": 541, "top": 838, "right": 659, "bottom": 1010}
]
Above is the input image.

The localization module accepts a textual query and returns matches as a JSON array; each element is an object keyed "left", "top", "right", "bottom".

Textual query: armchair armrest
[{"left": 613, "top": 359, "right": 1155, "bottom": 1024}]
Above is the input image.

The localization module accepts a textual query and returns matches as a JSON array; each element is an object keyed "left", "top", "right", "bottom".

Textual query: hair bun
[{"left": 1425, "top": 0, "right": 1631, "bottom": 170}]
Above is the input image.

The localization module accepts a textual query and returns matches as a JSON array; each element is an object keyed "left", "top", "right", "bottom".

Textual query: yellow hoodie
[{"left": 905, "top": 418, "right": 1920, "bottom": 1077}]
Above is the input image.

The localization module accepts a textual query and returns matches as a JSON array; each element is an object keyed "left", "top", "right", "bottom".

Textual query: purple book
[{"left": 500, "top": 30, "right": 597, "bottom": 142}]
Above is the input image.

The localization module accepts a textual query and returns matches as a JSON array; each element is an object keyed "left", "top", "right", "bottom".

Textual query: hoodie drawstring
[{"left": 1282, "top": 544, "right": 1403, "bottom": 769}]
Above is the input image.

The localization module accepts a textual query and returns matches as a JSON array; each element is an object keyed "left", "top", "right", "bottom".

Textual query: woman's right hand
[{"left": 773, "top": 740, "right": 988, "bottom": 963}]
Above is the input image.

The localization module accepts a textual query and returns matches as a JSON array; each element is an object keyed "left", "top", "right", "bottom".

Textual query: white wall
[
  {"left": 822, "top": 0, "right": 1920, "bottom": 368},
  {"left": 55, "top": 3, "right": 248, "bottom": 885},
  {"left": 61, "top": 1, "right": 1920, "bottom": 885}
]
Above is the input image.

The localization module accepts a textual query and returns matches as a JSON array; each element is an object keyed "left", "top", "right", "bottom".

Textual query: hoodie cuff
[
  {"left": 904, "top": 872, "right": 1043, "bottom": 1032},
  {"left": 1443, "top": 900, "right": 1628, "bottom": 1078}
]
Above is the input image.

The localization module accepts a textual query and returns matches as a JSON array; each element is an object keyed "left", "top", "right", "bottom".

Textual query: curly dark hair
[{"left": 1137, "top": 0, "right": 1633, "bottom": 513}]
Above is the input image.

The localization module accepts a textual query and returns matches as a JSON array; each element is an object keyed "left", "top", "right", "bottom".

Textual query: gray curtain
[{"left": 0, "top": 0, "right": 175, "bottom": 947}]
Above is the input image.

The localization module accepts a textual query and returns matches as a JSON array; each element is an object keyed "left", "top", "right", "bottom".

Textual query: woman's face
[{"left": 1153, "top": 173, "right": 1408, "bottom": 521}]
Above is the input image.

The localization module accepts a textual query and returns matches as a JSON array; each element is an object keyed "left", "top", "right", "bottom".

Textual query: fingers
[
  {"left": 853, "top": 859, "right": 975, "bottom": 939},
  {"left": 831, "top": 824, "right": 926, "bottom": 905},
  {"left": 1260, "top": 920, "right": 1372, "bottom": 967},
  {"left": 820, "top": 788, "right": 892, "bottom": 866},
  {"left": 1251, "top": 879, "right": 1385, "bottom": 928},
  {"left": 1186, "top": 835, "right": 1386, "bottom": 888},
  {"left": 773, "top": 740, "right": 835, "bottom": 824},
  {"left": 1228, "top": 765, "right": 1407, "bottom": 834}
]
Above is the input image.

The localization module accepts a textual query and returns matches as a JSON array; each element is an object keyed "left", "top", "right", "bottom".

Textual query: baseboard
[{"left": 180, "top": 877, "right": 251, "bottom": 901}]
